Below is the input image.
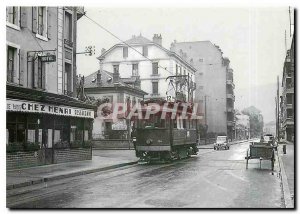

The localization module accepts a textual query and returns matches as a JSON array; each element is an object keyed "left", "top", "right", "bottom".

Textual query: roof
[
  {"left": 84, "top": 70, "right": 147, "bottom": 95},
  {"left": 124, "top": 35, "right": 152, "bottom": 45},
  {"left": 97, "top": 35, "right": 197, "bottom": 73}
]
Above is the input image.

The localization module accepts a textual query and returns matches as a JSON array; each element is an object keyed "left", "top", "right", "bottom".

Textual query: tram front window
[{"left": 137, "top": 115, "right": 167, "bottom": 129}]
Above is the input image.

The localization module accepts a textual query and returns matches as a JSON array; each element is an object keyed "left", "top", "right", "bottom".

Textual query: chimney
[
  {"left": 153, "top": 34, "right": 162, "bottom": 46},
  {"left": 97, "top": 70, "right": 101, "bottom": 85},
  {"left": 101, "top": 48, "right": 106, "bottom": 55}
]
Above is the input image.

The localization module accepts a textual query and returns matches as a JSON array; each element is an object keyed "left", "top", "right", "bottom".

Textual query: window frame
[
  {"left": 132, "top": 63, "right": 139, "bottom": 76},
  {"left": 152, "top": 62, "right": 159, "bottom": 75},
  {"left": 35, "top": 7, "right": 48, "bottom": 41},
  {"left": 142, "top": 45, "right": 148, "bottom": 57},
  {"left": 113, "top": 64, "right": 119, "bottom": 74},
  {"left": 6, "top": 6, "right": 20, "bottom": 31},
  {"left": 37, "top": 56, "right": 45, "bottom": 89},
  {"left": 64, "top": 11, "right": 73, "bottom": 42},
  {"left": 152, "top": 81, "right": 159, "bottom": 95},
  {"left": 123, "top": 47, "right": 128, "bottom": 58},
  {"left": 6, "top": 42, "right": 20, "bottom": 84}
]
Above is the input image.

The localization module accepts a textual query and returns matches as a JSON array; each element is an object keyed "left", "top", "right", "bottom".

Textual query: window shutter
[
  {"left": 42, "top": 64, "right": 46, "bottom": 89},
  {"left": 19, "top": 49, "right": 25, "bottom": 86},
  {"left": 6, "top": 7, "right": 8, "bottom": 22},
  {"left": 33, "top": 60, "right": 38, "bottom": 88},
  {"left": 20, "top": 7, "right": 27, "bottom": 28},
  {"left": 47, "top": 8, "right": 52, "bottom": 39},
  {"left": 32, "top": 7, "right": 37, "bottom": 33}
]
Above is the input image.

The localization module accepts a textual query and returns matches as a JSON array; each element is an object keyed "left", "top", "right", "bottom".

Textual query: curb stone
[
  {"left": 6, "top": 161, "right": 138, "bottom": 190},
  {"left": 277, "top": 148, "right": 293, "bottom": 208}
]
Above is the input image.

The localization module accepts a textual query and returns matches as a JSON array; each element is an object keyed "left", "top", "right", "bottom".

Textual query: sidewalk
[
  {"left": 197, "top": 139, "right": 249, "bottom": 149},
  {"left": 277, "top": 142, "right": 294, "bottom": 208},
  {"left": 6, "top": 150, "right": 138, "bottom": 190}
]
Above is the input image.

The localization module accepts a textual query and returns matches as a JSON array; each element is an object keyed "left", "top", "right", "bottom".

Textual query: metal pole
[
  {"left": 277, "top": 76, "right": 280, "bottom": 143},
  {"left": 205, "top": 95, "right": 207, "bottom": 145}
]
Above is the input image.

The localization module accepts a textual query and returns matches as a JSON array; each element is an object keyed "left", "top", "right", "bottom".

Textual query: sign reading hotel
[{"left": 7, "top": 99, "right": 94, "bottom": 119}]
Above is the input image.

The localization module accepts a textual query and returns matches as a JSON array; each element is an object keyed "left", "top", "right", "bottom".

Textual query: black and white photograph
[{"left": 4, "top": 0, "right": 296, "bottom": 209}]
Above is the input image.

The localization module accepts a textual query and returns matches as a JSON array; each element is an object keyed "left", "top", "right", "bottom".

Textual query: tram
[{"left": 131, "top": 99, "right": 199, "bottom": 163}]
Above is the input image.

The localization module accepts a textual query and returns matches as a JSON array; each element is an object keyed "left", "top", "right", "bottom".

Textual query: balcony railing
[
  {"left": 64, "top": 39, "right": 73, "bottom": 48},
  {"left": 226, "top": 79, "right": 235, "bottom": 88},
  {"left": 226, "top": 94, "right": 235, "bottom": 101},
  {"left": 76, "top": 7, "right": 85, "bottom": 19},
  {"left": 227, "top": 107, "right": 234, "bottom": 112},
  {"left": 227, "top": 121, "right": 234, "bottom": 126}
]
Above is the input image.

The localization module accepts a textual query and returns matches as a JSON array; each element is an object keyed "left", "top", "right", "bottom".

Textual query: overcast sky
[{"left": 77, "top": 7, "right": 294, "bottom": 123}]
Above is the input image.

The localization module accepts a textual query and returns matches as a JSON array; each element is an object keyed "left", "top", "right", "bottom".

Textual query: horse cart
[{"left": 245, "top": 141, "right": 275, "bottom": 170}]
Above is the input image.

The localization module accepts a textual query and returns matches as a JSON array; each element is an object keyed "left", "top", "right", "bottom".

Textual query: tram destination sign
[
  {"left": 40, "top": 54, "right": 56, "bottom": 62},
  {"left": 6, "top": 99, "right": 94, "bottom": 119}
]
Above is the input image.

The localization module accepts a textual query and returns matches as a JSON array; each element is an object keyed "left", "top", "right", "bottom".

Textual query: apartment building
[
  {"left": 280, "top": 35, "right": 294, "bottom": 142},
  {"left": 6, "top": 7, "right": 95, "bottom": 168},
  {"left": 97, "top": 34, "right": 197, "bottom": 102},
  {"left": 171, "top": 41, "right": 235, "bottom": 139}
]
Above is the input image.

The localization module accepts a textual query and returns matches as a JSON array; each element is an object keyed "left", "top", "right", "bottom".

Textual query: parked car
[{"left": 214, "top": 136, "right": 230, "bottom": 150}]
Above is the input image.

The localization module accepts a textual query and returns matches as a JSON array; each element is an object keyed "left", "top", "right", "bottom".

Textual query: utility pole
[
  {"left": 277, "top": 76, "right": 280, "bottom": 143},
  {"left": 289, "top": 6, "right": 292, "bottom": 37},
  {"left": 204, "top": 95, "right": 207, "bottom": 145}
]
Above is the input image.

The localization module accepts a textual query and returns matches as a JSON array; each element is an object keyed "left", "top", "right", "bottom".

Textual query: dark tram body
[{"left": 132, "top": 100, "right": 199, "bottom": 163}]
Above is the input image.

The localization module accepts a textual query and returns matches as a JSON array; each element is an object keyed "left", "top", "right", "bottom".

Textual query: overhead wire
[{"left": 84, "top": 14, "right": 177, "bottom": 76}]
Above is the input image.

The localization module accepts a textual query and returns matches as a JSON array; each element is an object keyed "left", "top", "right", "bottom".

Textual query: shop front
[{"left": 6, "top": 85, "right": 95, "bottom": 169}]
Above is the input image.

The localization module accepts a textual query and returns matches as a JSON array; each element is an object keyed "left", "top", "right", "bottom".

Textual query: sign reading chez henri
[{"left": 6, "top": 99, "right": 94, "bottom": 119}]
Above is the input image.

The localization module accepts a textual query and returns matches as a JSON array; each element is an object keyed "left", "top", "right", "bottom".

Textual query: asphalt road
[{"left": 7, "top": 141, "right": 284, "bottom": 208}]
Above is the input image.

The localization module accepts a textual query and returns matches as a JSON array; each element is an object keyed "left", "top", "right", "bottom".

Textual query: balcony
[
  {"left": 226, "top": 94, "right": 235, "bottom": 101},
  {"left": 227, "top": 107, "right": 234, "bottom": 112},
  {"left": 227, "top": 121, "right": 234, "bottom": 127},
  {"left": 76, "top": 7, "right": 85, "bottom": 19},
  {"left": 226, "top": 79, "right": 235, "bottom": 88},
  {"left": 64, "top": 39, "right": 73, "bottom": 48},
  {"left": 286, "top": 103, "right": 293, "bottom": 109}
]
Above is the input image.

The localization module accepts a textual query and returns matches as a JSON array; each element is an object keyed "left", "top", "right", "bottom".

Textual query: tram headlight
[{"left": 146, "top": 139, "right": 153, "bottom": 145}]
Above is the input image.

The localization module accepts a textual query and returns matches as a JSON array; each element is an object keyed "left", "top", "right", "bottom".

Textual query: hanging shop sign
[
  {"left": 6, "top": 99, "right": 94, "bottom": 119},
  {"left": 40, "top": 54, "right": 56, "bottom": 62}
]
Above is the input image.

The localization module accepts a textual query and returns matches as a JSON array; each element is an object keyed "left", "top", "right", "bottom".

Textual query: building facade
[
  {"left": 280, "top": 35, "right": 294, "bottom": 142},
  {"left": 84, "top": 69, "right": 147, "bottom": 140},
  {"left": 97, "top": 34, "right": 197, "bottom": 103},
  {"left": 171, "top": 41, "right": 235, "bottom": 139},
  {"left": 235, "top": 112, "right": 250, "bottom": 140},
  {"left": 6, "top": 7, "right": 95, "bottom": 168}
]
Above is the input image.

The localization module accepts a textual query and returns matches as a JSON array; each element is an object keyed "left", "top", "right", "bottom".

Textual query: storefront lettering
[{"left": 6, "top": 99, "right": 94, "bottom": 119}]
